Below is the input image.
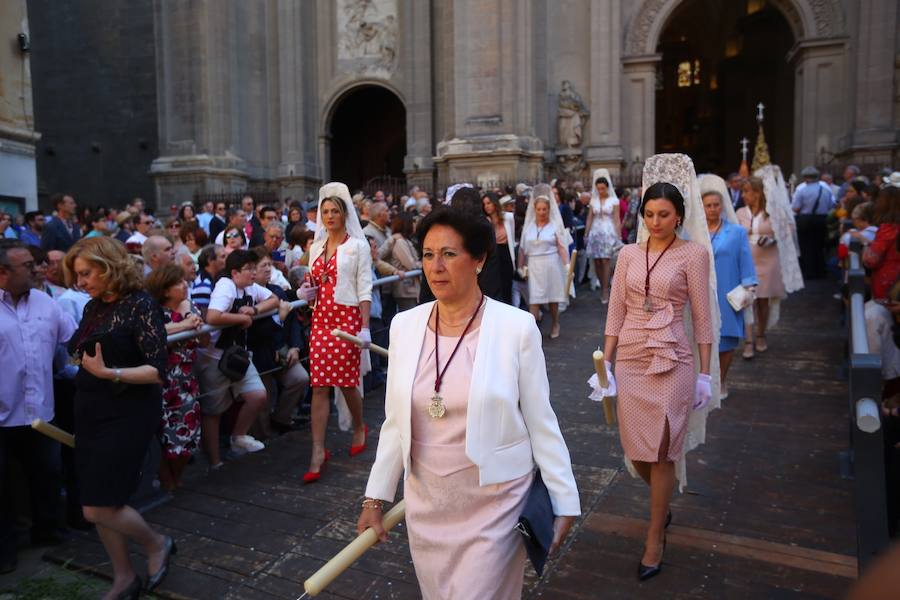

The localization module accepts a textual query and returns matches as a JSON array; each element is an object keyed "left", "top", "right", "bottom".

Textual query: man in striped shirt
[{"left": 191, "top": 244, "right": 226, "bottom": 315}]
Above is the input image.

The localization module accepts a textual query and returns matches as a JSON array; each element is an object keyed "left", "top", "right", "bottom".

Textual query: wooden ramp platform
[{"left": 44, "top": 280, "right": 856, "bottom": 599}]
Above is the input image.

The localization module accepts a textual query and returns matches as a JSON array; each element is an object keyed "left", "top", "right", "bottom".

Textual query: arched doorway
[
  {"left": 654, "top": 1, "right": 795, "bottom": 174},
  {"left": 328, "top": 85, "right": 407, "bottom": 191}
]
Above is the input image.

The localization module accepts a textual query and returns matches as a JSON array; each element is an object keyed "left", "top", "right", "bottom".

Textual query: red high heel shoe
[
  {"left": 349, "top": 425, "right": 368, "bottom": 457},
  {"left": 302, "top": 449, "right": 331, "bottom": 484}
]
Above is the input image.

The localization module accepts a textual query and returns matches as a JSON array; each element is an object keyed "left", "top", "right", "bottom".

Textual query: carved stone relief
[
  {"left": 624, "top": 0, "right": 845, "bottom": 57},
  {"left": 337, "top": 0, "right": 397, "bottom": 76}
]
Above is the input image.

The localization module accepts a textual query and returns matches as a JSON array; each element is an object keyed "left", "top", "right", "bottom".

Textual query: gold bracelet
[{"left": 361, "top": 498, "right": 384, "bottom": 510}]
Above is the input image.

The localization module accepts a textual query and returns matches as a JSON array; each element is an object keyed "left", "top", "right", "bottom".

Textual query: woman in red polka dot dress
[{"left": 298, "top": 182, "right": 373, "bottom": 484}]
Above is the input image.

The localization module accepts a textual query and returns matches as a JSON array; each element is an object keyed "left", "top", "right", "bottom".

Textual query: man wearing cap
[
  {"left": 304, "top": 200, "right": 318, "bottom": 233},
  {"left": 792, "top": 166, "right": 834, "bottom": 279}
]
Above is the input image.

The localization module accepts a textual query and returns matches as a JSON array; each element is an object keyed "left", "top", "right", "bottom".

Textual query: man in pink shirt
[{"left": 0, "top": 239, "right": 77, "bottom": 573}]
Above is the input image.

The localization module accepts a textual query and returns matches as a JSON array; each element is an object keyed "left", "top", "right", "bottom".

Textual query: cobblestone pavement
[{"left": 36, "top": 280, "right": 854, "bottom": 599}]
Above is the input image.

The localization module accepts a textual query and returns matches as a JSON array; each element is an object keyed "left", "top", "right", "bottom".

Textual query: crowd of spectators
[{"left": 2, "top": 166, "right": 898, "bottom": 573}]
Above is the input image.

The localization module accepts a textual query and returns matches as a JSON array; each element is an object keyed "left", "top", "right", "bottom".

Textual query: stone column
[
  {"left": 150, "top": 1, "right": 249, "bottom": 207},
  {"left": 275, "top": 0, "right": 320, "bottom": 200},
  {"left": 789, "top": 38, "right": 849, "bottom": 170},
  {"left": 846, "top": 0, "right": 898, "bottom": 165},
  {"left": 620, "top": 56, "right": 660, "bottom": 169},
  {"left": 0, "top": 1, "right": 40, "bottom": 211},
  {"left": 585, "top": 0, "right": 623, "bottom": 174},
  {"left": 434, "top": 0, "right": 543, "bottom": 187},
  {"left": 401, "top": 0, "right": 435, "bottom": 192}
]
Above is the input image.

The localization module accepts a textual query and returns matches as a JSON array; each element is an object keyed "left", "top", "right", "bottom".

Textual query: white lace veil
[
  {"left": 316, "top": 182, "right": 366, "bottom": 243},
  {"left": 753, "top": 165, "right": 804, "bottom": 329},
  {"left": 523, "top": 183, "right": 574, "bottom": 248},
  {"left": 699, "top": 174, "right": 738, "bottom": 224},
  {"left": 590, "top": 168, "right": 619, "bottom": 213},
  {"left": 636, "top": 154, "right": 722, "bottom": 492}
]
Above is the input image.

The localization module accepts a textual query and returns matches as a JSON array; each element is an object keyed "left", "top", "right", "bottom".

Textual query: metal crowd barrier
[
  {"left": 845, "top": 242, "right": 889, "bottom": 571},
  {"left": 166, "top": 269, "right": 422, "bottom": 344}
]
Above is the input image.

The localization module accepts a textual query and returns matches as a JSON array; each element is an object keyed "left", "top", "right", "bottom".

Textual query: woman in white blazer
[
  {"left": 357, "top": 205, "right": 579, "bottom": 600},
  {"left": 298, "top": 182, "right": 372, "bottom": 484},
  {"left": 482, "top": 191, "right": 516, "bottom": 304}
]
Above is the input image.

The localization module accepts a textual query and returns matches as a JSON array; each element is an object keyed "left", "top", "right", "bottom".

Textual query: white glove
[
  {"left": 588, "top": 361, "right": 617, "bottom": 401},
  {"left": 298, "top": 283, "right": 318, "bottom": 304},
  {"left": 693, "top": 373, "right": 712, "bottom": 410},
  {"left": 358, "top": 327, "right": 371, "bottom": 349},
  {"left": 517, "top": 266, "right": 528, "bottom": 279}
]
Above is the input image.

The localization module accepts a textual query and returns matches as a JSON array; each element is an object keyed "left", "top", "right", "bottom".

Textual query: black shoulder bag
[{"left": 216, "top": 293, "right": 254, "bottom": 381}]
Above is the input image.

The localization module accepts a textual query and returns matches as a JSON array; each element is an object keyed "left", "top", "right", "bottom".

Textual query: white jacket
[
  {"left": 502, "top": 212, "right": 516, "bottom": 265},
  {"left": 364, "top": 298, "right": 581, "bottom": 517},
  {"left": 308, "top": 236, "right": 373, "bottom": 306}
]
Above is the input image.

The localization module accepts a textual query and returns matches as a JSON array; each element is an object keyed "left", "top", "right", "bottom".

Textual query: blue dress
[{"left": 710, "top": 221, "right": 758, "bottom": 351}]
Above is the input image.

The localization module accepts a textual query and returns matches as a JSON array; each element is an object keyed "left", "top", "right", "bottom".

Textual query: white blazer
[
  {"left": 308, "top": 236, "right": 373, "bottom": 306},
  {"left": 502, "top": 212, "right": 516, "bottom": 265},
  {"left": 364, "top": 298, "right": 581, "bottom": 517}
]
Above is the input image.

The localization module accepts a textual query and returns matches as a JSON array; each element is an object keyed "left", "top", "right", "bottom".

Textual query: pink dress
[
  {"left": 309, "top": 243, "right": 362, "bottom": 387},
  {"left": 604, "top": 242, "right": 713, "bottom": 462},
  {"left": 736, "top": 207, "right": 785, "bottom": 299},
  {"left": 405, "top": 325, "right": 533, "bottom": 600}
]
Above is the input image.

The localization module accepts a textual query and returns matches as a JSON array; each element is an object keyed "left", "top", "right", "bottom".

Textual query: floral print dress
[{"left": 160, "top": 306, "right": 202, "bottom": 459}]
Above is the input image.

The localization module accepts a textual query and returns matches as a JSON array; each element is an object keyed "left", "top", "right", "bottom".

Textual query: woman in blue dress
[{"left": 700, "top": 175, "right": 757, "bottom": 400}]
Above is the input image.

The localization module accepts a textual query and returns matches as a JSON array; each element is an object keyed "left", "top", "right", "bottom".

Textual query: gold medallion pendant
[{"left": 428, "top": 393, "right": 446, "bottom": 419}]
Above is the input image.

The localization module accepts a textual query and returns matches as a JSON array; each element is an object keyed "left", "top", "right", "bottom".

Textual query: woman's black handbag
[
  {"left": 218, "top": 345, "right": 251, "bottom": 381},
  {"left": 516, "top": 470, "right": 554, "bottom": 576}
]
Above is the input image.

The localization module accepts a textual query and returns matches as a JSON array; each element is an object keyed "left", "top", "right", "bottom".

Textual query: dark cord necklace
[
  {"left": 644, "top": 236, "right": 678, "bottom": 312},
  {"left": 428, "top": 294, "right": 484, "bottom": 419}
]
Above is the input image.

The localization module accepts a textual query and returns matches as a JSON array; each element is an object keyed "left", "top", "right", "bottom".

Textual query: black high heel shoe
[
  {"left": 115, "top": 576, "right": 142, "bottom": 600},
  {"left": 145, "top": 536, "right": 177, "bottom": 593},
  {"left": 638, "top": 535, "right": 666, "bottom": 581}
]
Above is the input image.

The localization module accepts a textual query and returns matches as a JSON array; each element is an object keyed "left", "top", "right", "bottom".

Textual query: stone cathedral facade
[{"left": 9, "top": 0, "right": 900, "bottom": 210}]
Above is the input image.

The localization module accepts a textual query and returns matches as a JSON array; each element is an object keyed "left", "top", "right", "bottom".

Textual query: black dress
[{"left": 68, "top": 291, "right": 168, "bottom": 507}]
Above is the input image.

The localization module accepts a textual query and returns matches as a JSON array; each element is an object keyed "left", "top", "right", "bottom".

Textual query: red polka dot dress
[{"left": 309, "top": 243, "right": 362, "bottom": 388}]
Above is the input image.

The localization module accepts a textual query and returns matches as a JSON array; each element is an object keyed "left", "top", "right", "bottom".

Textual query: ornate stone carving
[
  {"left": 337, "top": 0, "right": 397, "bottom": 75},
  {"left": 625, "top": 0, "right": 844, "bottom": 57},
  {"left": 557, "top": 80, "right": 590, "bottom": 149},
  {"left": 556, "top": 148, "right": 587, "bottom": 179}
]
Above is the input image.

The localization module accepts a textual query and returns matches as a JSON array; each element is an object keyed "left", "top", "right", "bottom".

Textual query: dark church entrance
[
  {"left": 655, "top": 1, "right": 795, "bottom": 175},
  {"left": 329, "top": 85, "right": 407, "bottom": 192}
]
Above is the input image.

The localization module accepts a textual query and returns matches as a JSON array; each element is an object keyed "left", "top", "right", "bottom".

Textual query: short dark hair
[
  {"left": 50, "top": 193, "right": 73, "bottom": 209},
  {"left": 224, "top": 249, "right": 259, "bottom": 277},
  {"left": 594, "top": 177, "right": 610, "bottom": 187},
  {"left": 260, "top": 205, "right": 278, "bottom": 219},
  {"left": 0, "top": 239, "right": 28, "bottom": 268},
  {"left": 640, "top": 182, "right": 686, "bottom": 220},
  {"left": 179, "top": 221, "right": 208, "bottom": 245},
  {"left": 28, "top": 245, "right": 48, "bottom": 264},
  {"left": 249, "top": 245, "right": 271, "bottom": 262},
  {"left": 416, "top": 205, "right": 494, "bottom": 262},
  {"left": 391, "top": 212, "right": 415, "bottom": 238},
  {"left": 24, "top": 211, "right": 43, "bottom": 226},
  {"left": 144, "top": 263, "right": 186, "bottom": 304},
  {"left": 197, "top": 244, "right": 220, "bottom": 270}
]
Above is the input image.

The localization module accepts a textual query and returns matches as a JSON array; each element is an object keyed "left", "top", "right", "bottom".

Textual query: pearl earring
[{"left": 476, "top": 266, "right": 483, "bottom": 275}]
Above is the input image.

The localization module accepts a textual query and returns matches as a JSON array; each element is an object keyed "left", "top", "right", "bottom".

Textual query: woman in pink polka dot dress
[
  {"left": 298, "top": 182, "right": 373, "bottom": 484},
  {"left": 602, "top": 169, "right": 714, "bottom": 581}
]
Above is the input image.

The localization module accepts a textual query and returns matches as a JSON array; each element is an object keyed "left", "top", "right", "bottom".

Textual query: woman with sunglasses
[{"left": 222, "top": 225, "right": 247, "bottom": 255}]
